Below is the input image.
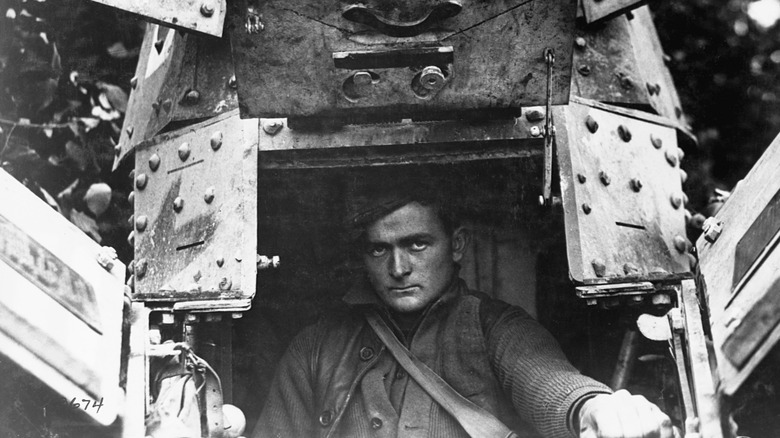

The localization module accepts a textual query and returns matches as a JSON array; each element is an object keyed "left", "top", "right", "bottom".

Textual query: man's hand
[{"left": 579, "top": 390, "right": 677, "bottom": 438}]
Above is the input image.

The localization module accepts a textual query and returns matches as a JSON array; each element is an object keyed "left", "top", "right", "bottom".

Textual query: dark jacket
[{"left": 253, "top": 279, "right": 611, "bottom": 438}]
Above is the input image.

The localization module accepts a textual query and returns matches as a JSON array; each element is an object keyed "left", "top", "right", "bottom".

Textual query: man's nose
[{"left": 389, "top": 249, "right": 411, "bottom": 279}]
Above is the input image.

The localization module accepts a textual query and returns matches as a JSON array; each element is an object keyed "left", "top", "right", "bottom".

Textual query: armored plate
[
  {"left": 582, "top": 0, "right": 648, "bottom": 24},
  {"left": 228, "top": 0, "right": 577, "bottom": 119},
  {"left": 697, "top": 133, "right": 780, "bottom": 395},
  {"left": 115, "top": 25, "right": 239, "bottom": 169},
  {"left": 89, "top": 0, "right": 227, "bottom": 37},
  {"left": 571, "top": 7, "right": 687, "bottom": 131},
  {"left": 555, "top": 97, "right": 690, "bottom": 284},
  {"left": 0, "top": 170, "right": 125, "bottom": 426},
  {"left": 256, "top": 107, "right": 547, "bottom": 168},
  {"left": 132, "top": 110, "right": 258, "bottom": 302}
]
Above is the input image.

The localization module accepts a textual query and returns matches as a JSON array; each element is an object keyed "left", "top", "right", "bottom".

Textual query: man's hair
[{"left": 345, "top": 177, "right": 459, "bottom": 242}]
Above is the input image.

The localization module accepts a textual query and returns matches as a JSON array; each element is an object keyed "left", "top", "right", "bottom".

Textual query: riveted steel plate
[
  {"left": 89, "top": 0, "right": 227, "bottom": 37},
  {"left": 114, "top": 24, "right": 186, "bottom": 169},
  {"left": 133, "top": 110, "right": 257, "bottom": 302},
  {"left": 228, "top": 0, "right": 577, "bottom": 119},
  {"left": 697, "top": 133, "right": 780, "bottom": 395},
  {"left": 115, "top": 25, "right": 238, "bottom": 169},
  {"left": 0, "top": 170, "right": 125, "bottom": 426},
  {"left": 571, "top": 7, "right": 687, "bottom": 130},
  {"left": 257, "top": 108, "right": 546, "bottom": 168},
  {"left": 555, "top": 98, "right": 690, "bottom": 284},
  {"left": 582, "top": 0, "right": 647, "bottom": 24}
]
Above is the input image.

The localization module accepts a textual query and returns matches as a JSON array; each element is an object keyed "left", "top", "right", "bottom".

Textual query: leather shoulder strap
[{"left": 365, "top": 310, "right": 516, "bottom": 438}]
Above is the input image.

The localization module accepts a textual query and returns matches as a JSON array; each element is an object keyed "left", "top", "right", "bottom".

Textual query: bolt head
[
  {"left": 591, "top": 259, "right": 606, "bottom": 277},
  {"left": 130, "top": 76, "right": 138, "bottom": 89},
  {"left": 599, "top": 170, "right": 611, "bottom": 186},
  {"left": 127, "top": 230, "right": 135, "bottom": 246},
  {"left": 114, "top": 144, "right": 122, "bottom": 156},
  {"left": 702, "top": 217, "right": 724, "bottom": 243},
  {"left": 162, "top": 99, "right": 173, "bottom": 113},
  {"left": 577, "top": 173, "right": 587, "bottom": 184},
  {"left": 575, "top": 37, "right": 587, "bottom": 49},
  {"left": 135, "top": 173, "right": 148, "bottom": 190},
  {"left": 210, "top": 131, "right": 223, "bottom": 150},
  {"left": 525, "top": 109, "right": 545, "bottom": 122},
  {"left": 529, "top": 126, "right": 542, "bottom": 137},
  {"left": 263, "top": 120, "right": 284, "bottom": 135},
  {"left": 650, "top": 135, "right": 663, "bottom": 149},
  {"left": 135, "top": 215, "right": 148, "bottom": 232},
  {"left": 585, "top": 115, "right": 598, "bottom": 133},
  {"left": 677, "top": 147, "right": 685, "bottom": 161},
  {"left": 149, "top": 154, "right": 161, "bottom": 171},
  {"left": 128, "top": 191, "right": 135, "bottom": 204},
  {"left": 178, "top": 142, "right": 191, "bottom": 161},
  {"left": 670, "top": 194, "right": 683, "bottom": 209},
  {"left": 665, "top": 149, "right": 679, "bottom": 167},
  {"left": 420, "top": 66, "right": 446, "bottom": 91},
  {"left": 200, "top": 2, "right": 215, "bottom": 17},
  {"left": 173, "top": 197, "right": 184, "bottom": 212},
  {"left": 204, "top": 187, "right": 215, "bottom": 204},
  {"left": 183, "top": 89, "right": 201, "bottom": 105},
  {"left": 582, "top": 203, "right": 592, "bottom": 214},
  {"left": 617, "top": 125, "right": 632, "bottom": 142},
  {"left": 353, "top": 71, "right": 373, "bottom": 86},
  {"left": 680, "top": 169, "right": 688, "bottom": 184},
  {"left": 630, "top": 178, "right": 643, "bottom": 192},
  {"left": 228, "top": 75, "right": 237, "bottom": 89}
]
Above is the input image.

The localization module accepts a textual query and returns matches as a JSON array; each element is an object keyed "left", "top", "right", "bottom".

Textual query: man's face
[{"left": 362, "top": 202, "right": 465, "bottom": 313}]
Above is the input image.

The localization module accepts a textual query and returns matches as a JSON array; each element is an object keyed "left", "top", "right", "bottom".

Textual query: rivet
[
  {"left": 183, "top": 89, "right": 201, "bottom": 104},
  {"left": 646, "top": 82, "right": 655, "bottom": 95},
  {"left": 114, "top": 144, "right": 122, "bottom": 155},
  {"left": 675, "top": 107, "right": 682, "bottom": 118},
  {"left": 578, "top": 65, "right": 591, "bottom": 76},
  {"left": 575, "top": 37, "right": 587, "bottom": 49},
  {"left": 219, "top": 277, "right": 232, "bottom": 290},
  {"left": 525, "top": 110, "right": 545, "bottom": 122},
  {"left": 673, "top": 235, "right": 687, "bottom": 253},
  {"left": 152, "top": 100, "right": 160, "bottom": 113},
  {"left": 149, "top": 154, "right": 161, "bottom": 171},
  {"left": 577, "top": 173, "right": 587, "bottom": 183},
  {"left": 228, "top": 75, "right": 237, "bottom": 89},
  {"left": 670, "top": 194, "right": 682, "bottom": 209},
  {"left": 619, "top": 76, "right": 633, "bottom": 90},
  {"left": 135, "top": 215, "right": 148, "bottom": 232},
  {"left": 129, "top": 169, "right": 135, "bottom": 181},
  {"left": 617, "top": 125, "right": 632, "bottom": 142},
  {"left": 592, "top": 259, "right": 606, "bottom": 277},
  {"left": 128, "top": 260, "right": 135, "bottom": 275},
  {"left": 623, "top": 262, "right": 640, "bottom": 275},
  {"left": 677, "top": 147, "right": 685, "bottom": 161},
  {"left": 665, "top": 149, "right": 679, "bottom": 167},
  {"left": 680, "top": 169, "right": 688, "bottom": 184},
  {"left": 136, "top": 258, "right": 148, "bottom": 279},
  {"left": 216, "top": 257, "right": 224, "bottom": 267},
  {"left": 210, "top": 131, "right": 223, "bottom": 150},
  {"left": 703, "top": 217, "right": 724, "bottom": 243},
  {"left": 200, "top": 2, "right": 215, "bottom": 17},
  {"left": 178, "top": 142, "right": 191, "bottom": 161},
  {"left": 585, "top": 115, "right": 598, "bottom": 133},
  {"left": 162, "top": 99, "right": 172, "bottom": 113},
  {"left": 529, "top": 126, "right": 542, "bottom": 137},
  {"left": 582, "top": 203, "right": 592, "bottom": 214},
  {"left": 128, "top": 191, "right": 135, "bottom": 204},
  {"left": 130, "top": 76, "right": 138, "bottom": 89},
  {"left": 682, "top": 192, "right": 689, "bottom": 205},
  {"left": 135, "top": 173, "right": 148, "bottom": 190},
  {"left": 128, "top": 214, "right": 134, "bottom": 227},
  {"left": 650, "top": 134, "right": 663, "bottom": 149},
  {"left": 263, "top": 120, "right": 283, "bottom": 135},
  {"left": 173, "top": 197, "right": 184, "bottom": 212},
  {"left": 599, "top": 170, "right": 611, "bottom": 186},
  {"left": 127, "top": 230, "right": 135, "bottom": 246},
  {"left": 630, "top": 178, "right": 643, "bottom": 192},
  {"left": 126, "top": 126, "right": 134, "bottom": 138},
  {"left": 204, "top": 187, "right": 215, "bottom": 204}
]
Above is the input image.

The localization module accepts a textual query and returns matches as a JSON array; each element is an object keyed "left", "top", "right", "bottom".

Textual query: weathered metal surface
[
  {"left": 257, "top": 108, "right": 546, "bottom": 168},
  {"left": 115, "top": 24, "right": 186, "bottom": 168},
  {"left": 571, "top": 7, "right": 687, "bottom": 132},
  {"left": 555, "top": 98, "right": 690, "bottom": 284},
  {"left": 732, "top": 188, "right": 780, "bottom": 289},
  {"left": 0, "top": 169, "right": 125, "bottom": 426},
  {"left": 697, "top": 133, "right": 780, "bottom": 395},
  {"left": 133, "top": 110, "right": 258, "bottom": 302},
  {"left": 582, "top": 0, "right": 648, "bottom": 24},
  {"left": 228, "top": 0, "right": 577, "bottom": 119},
  {"left": 89, "top": 0, "right": 227, "bottom": 37}
]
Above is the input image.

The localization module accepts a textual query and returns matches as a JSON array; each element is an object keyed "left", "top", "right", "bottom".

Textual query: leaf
[
  {"left": 70, "top": 209, "right": 102, "bottom": 243},
  {"left": 83, "top": 182, "right": 112, "bottom": 216}
]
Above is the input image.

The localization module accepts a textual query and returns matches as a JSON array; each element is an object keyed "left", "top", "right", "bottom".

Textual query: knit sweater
[{"left": 253, "top": 279, "right": 612, "bottom": 438}]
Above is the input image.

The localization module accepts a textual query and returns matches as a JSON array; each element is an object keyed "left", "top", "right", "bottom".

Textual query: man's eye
[
  {"left": 369, "top": 246, "right": 387, "bottom": 257},
  {"left": 410, "top": 241, "right": 428, "bottom": 251}
]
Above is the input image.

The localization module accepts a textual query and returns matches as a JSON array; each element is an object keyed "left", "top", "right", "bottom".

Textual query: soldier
[{"left": 254, "top": 179, "right": 675, "bottom": 438}]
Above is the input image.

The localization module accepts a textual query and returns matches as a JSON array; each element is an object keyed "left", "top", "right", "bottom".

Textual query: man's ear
[{"left": 451, "top": 226, "right": 470, "bottom": 263}]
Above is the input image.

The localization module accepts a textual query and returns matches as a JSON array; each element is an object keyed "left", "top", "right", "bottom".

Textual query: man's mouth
[{"left": 389, "top": 286, "right": 420, "bottom": 293}]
